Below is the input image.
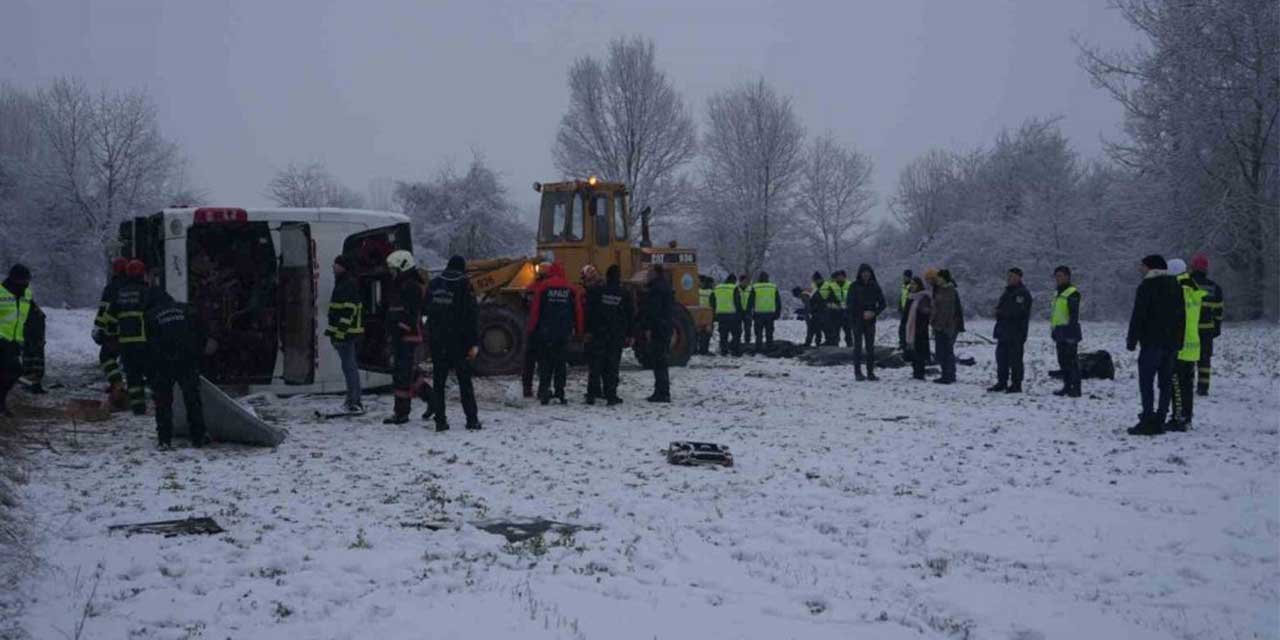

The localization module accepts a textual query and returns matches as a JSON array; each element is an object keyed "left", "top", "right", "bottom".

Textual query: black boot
[
  {"left": 384, "top": 397, "right": 411, "bottom": 425},
  {"left": 1005, "top": 384, "right": 1022, "bottom": 394},
  {"left": 1127, "top": 416, "right": 1165, "bottom": 436},
  {"left": 987, "top": 383, "right": 1007, "bottom": 393},
  {"left": 434, "top": 419, "right": 450, "bottom": 432},
  {"left": 1053, "top": 388, "right": 1069, "bottom": 397},
  {"left": 866, "top": 367, "right": 878, "bottom": 382},
  {"left": 854, "top": 364, "right": 866, "bottom": 382},
  {"left": 465, "top": 420, "right": 481, "bottom": 431}
]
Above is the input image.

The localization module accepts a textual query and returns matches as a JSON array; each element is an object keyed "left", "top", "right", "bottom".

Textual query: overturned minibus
[{"left": 114, "top": 207, "right": 412, "bottom": 394}]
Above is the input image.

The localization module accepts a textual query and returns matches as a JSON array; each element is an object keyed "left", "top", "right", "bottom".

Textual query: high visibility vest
[
  {"left": 899, "top": 284, "right": 910, "bottom": 312},
  {"left": 838, "top": 281, "right": 851, "bottom": 309},
  {"left": 713, "top": 283, "right": 738, "bottom": 314},
  {"left": 1050, "top": 286, "right": 1079, "bottom": 327},
  {"left": 819, "top": 281, "right": 842, "bottom": 308},
  {"left": 752, "top": 282, "right": 778, "bottom": 314},
  {"left": 737, "top": 286, "right": 751, "bottom": 311},
  {"left": 325, "top": 301, "right": 365, "bottom": 340},
  {"left": 699, "top": 288, "right": 712, "bottom": 307},
  {"left": 1177, "top": 274, "right": 1207, "bottom": 362},
  {"left": 0, "top": 286, "right": 33, "bottom": 344}
]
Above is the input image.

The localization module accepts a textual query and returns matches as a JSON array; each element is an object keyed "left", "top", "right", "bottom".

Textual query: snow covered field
[{"left": 9, "top": 310, "right": 1279, "bottom": 639}]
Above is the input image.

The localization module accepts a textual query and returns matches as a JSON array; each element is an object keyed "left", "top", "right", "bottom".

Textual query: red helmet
[
  {"left": 125, "top": 260, "right": 146, "bottom": 278},
  {"left": 111, "top": 257, "right": 129, "bottom": 275}
]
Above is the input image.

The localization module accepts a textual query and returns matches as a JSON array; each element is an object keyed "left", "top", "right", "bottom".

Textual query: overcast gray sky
[{"left": 1, "top": 0, "right": 1141, "bottom": 220}]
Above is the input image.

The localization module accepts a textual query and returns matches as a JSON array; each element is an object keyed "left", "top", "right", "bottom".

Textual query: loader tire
[
  {"left": 634, "top": 305, "right": 695, "bottom": 369},
  {"left": 474, "top": 304, "right": 526, "bottom": 376}
]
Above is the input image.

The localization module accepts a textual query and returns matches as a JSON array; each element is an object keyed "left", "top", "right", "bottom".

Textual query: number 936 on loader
[{"left": 461, "top": 178, "right": 712, "bottom": 377}]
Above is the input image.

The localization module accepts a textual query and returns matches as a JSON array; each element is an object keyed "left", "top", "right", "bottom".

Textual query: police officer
[
  {"left": 1169, "top": 259, "right": 1205, "bottom": 431},
  {"left": 426, "top": 255, "right": 481, "bottom": 430},
  {"left": 990, "top": 267, "right": 1032, "bottom": 394},
  {"left": 0, "top": 264, "right": 34, "bottom": 417},
  {"left": 1188, "top": 253, "right": 1223, "bottom": 396},
  {"left": 586, "top": 265, "right": 635, "bottom": 405},
  {"left": 711, "top": 274, "right": 742, "bottom": 356},
  {"left": 94, "top": 257, "right": 129, "bottom": 404},
  {"left": 1050, "top": 266, "right": 1083, "bottom": 399},
  {"left": 805, "top": 272, "right": 826, "bottom": 347},
  {"left": 736, "top": 273, "right": 753, "bottom": 349},
  {"left": 325, "top": 254, "right": 365, "bottom": 414},
  {"left": 642, "top": 265, "right": 675, "bottom": 402},
  {"left": 748, "top": 272, "right": 782, "bottom": 349},
  {"left": 108, "top": 260, "right": 157, "bottom": 415},
  {"left": 383, "top": 250, "right": 426, "bottom": 425},
  {"left": 527, "top": 263, "right": 583, "bottom": 405},
  {"left": 145, "top": 292, "right": 210, "bottom": 449},
  {"left": 818, "top": 271, "right": 846, "bottom": 345}
]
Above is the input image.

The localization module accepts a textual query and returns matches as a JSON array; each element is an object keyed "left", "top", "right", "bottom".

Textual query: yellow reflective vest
[
  {"left": 0, "top": 285, "right": 33, "bottom": 344},
  {"left": 751, "top": 282, "right": 778, "bottom": 314},
  {"left": 1177, "top": 274, "right": 1207, "bottom": 362}
]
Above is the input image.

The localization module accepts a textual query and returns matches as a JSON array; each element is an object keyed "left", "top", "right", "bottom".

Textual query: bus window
[
  {"left": 593, "top": 194, "right": 610, "bottom": 246},
  {"left": 279, "top": 223, "right": 316, "bottom": 385}
]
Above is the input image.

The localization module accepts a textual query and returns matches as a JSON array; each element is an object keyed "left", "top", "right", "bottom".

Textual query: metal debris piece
[
  {"left": 401, "top": 518, "right": 597, "bottom": 543},
  {"left": 667, "top": 441, "right": 734, "bottom": 468},
  {"left": 108, "top": 517, "right": 225, "bottom": 538}
]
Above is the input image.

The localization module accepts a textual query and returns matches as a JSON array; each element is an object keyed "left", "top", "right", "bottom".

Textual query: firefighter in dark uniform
[
  {"left": 426, "top": 255, "right": 481, "bottom": 431},
  {"left": 527, "top": 262, "right": 584, "bottom": 405},
  {"left": 586, "top": 264, "right": 635, "bottom": 405},
  {"left": 522, "top": 262, "right": 551, "bottom": 397},
  {"left": 642, "top": 265, "right": 675, "bottom": 403},
  {"left": 145, "top": 292, "right": 209, "bottom": 449},
  {"left": 990, "top": 267, "right": 1032, "bottom": 394},
  {"left": 710, "top": 274, "right": 742, "bottom": 356},
  {"left": 383, "top": 250, "right": 426, "bottom": 425},
  {"left": 0, "top": 264, "right": 34, "bottom": 417},
  {"left": 108, "top": 260, "right": 157, "bottom": 415},
  {"left": 94, "top": 258, "right": 129, "bottom": 404},
  {"left": 748, "top": 272, "right": 782, "bottom": 349},
  {"left": 1188, "top": 253, "right": 1223, "bottom": 395}
]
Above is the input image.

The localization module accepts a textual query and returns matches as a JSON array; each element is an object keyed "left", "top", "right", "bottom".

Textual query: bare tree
[
  {"left": 394, "top": 153, "right": 530, "bottom": 260},
  {"left": 553, "top": 35, "right": 698, "bottom": 231},
  {"left": 697, "top": 78, "right": 806, "bottom": 276},
  {"left": 794, "top": 133, "right": 876, "bottom": 272},
  {"left": 266, "top": 161, "right": 364, "bottom": 208},
  {"left": 889, "top": 148, "right": 962, "bottom": 247}
]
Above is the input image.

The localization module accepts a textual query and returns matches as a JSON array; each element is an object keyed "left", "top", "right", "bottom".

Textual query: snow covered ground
[{"left": 9, "top": 310, "right": 1280, "bottom": 639}]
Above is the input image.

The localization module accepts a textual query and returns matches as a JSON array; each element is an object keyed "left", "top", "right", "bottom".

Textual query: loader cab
[{"left": 534, "top": 179, "right": 632, "bottom": 282}]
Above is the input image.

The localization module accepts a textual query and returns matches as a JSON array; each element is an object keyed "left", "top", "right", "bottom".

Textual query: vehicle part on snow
[
  {"left": 667, "top": 441, "right": 734, "bottom": 467},
  {"left": 108, "top": 517, "right": 225, "bottom": 537},
  {"left": 172, "top": 376, "right": 286, "bottom": 447},
  {"left": 401, "top": 518, "right": 598, "bottom": 543}
]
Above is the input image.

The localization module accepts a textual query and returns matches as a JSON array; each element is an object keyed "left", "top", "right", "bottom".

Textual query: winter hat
[
  {"left": 923, "top": 267, "right": 939, "bottom": 282},
  {"left": 811, "top": 271, "right": 823, "bottom": 282},
  {"left": 1141, "top": 255, "right": 1167, "bottom": 270},
  {"left": 1191, "top": 253, "right": 1210, "bottom": 273},
  {"left": 938, "top": 269, "right": 954, "bottom": 284},
  {"left": 447, "top": 255, "right": 466, "bottom": 272},
  {"left": 903, "top": 269, "right": 913, "bottom": 278},
  {"left": 333, "top": 254, "right": 354, "bottom": 271},
  {"left": 1054, "top": 265, "right": 1072, "bottom": 277},
  {"left": 1008, "top": 267, "right": 1023, "bottom": 277},
  {"left": 7, "top": 264, "right": 30, "bottom": 282},
  {"left": 1167, "top": 258, "right": 1187, "bottom": 276},
  {"left": 758, "top": 271, "right": 770, "bottom": 282},
  {"left": 726, "top": 274, "right": 737, "bottom": 284},
  {"left": 606, "top": 264, "right": 621, "bottom": 284},
  {"left": 111, "top": 257, "right": 129, "bottom": 275}
]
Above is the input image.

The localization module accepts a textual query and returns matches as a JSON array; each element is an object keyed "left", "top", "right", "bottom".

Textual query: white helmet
[
  {"left": 386, "top": 250, "right": 415, "bottom": 273},
  {"left": 1167, "top": 258, "right": 1187, "bottom": 276}
]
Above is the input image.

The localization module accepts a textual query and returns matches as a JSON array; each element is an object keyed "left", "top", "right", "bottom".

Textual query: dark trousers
[
  {"left": 853, "top": 319, "right": 876, "bottom": 373},
  {"left": 120, "top": 345, "right": 150, "bottom": 414},
  {"left": 537, "top": 337, "right": 568, "bottom": 399},
  {"left": 741, "top": 315, "right": 753, "bottom": 345},
  {"left": 823, "top": 310, "right": 843, "bottom": 345},
  {"left": 1197, "top": 336, "right": 1214, "bottom": 395},
  {"left": 22, "top": 337, "right": 44, "bottom": 384},
  {"left": 522, "top": 339, "right": 539, "bottom": 393},
  {"left": 99, "top": 343, "right": 123, "bottom": 386},
  {"left": 934, "top": 330, "right": 957, "bottom": 381},
  {"left": 897, "top": 312, "right": 909, "bottom": 352},
  {"left": 431, "top": 349, "right": 478, "bottom": 426},
  {"left": 717, "top": 317, "right": 740, "bottom": 355},
  {"left": 842, "top": 317, "right": 855, "bottom": 347},
  {"left": 1172, "top": 359, "right": 1196, "bottom": 423},
  {"left": 151, "top": 359, "right": 203, "bottom": 445},
  {"left": 911, "top": 331, "right": 930, "bottom": 378},
  {"left": 590, "top": 337, "right": 624, "bottom": 399},
  {"left": 753, "top": 316, "right": 775, "bottom": 347},
  {"left": 697, "top": 329, "right": 712, "bottom": 355},
  {"left": 391, "top": 340, "right": 417, "bottom": 404},
  {"left": 1138, "top": 346, "right": 1175, "bottom": 422},
  {"left": 995, "top": 340, "right": 1025, "bottom": 387},
  {"left": 0, "top": 340, "right": 20, "bottom": 411},
  {"left": 804, "top": 318, "right": 822, "bottom": 347},
  {"left": 650, "top": 333, "right": 671, "bottom": 399},
  {"left": 1055, "top": 341, "right": 1080, "bottom": 393}
]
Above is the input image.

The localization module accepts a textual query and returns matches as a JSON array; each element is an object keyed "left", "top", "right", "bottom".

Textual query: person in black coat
[
  {"left": 989, "top": 267, "right": 1032, "bottom": 393},
  {"left": 641, "top": 265, "right": 675, "bottom": 402},
  {"left": 586, "top": 265, "right": 635, "bottom": 405},
  {"left": 108, "top": 260, "right": 161, "bottom": 416},
  {"left": 144, "top": 293, "right": 210, "bottom": 449},
  {"left": 847, "top": 264, "right": 886, "bottom": 381},
  {"left": 383, "top": 252, "right": 427, "bottom": 425},
  {"left": 425, "top": 255, "right": 481, "bottom": 430},
  {"left": 804, "top": 272, "right": 826, "bottom": 347},
  {"left": 1126, "top": 254, "right": 1186, "bottom": 435}
]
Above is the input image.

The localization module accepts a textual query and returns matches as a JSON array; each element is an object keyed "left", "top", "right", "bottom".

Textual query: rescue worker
[
  {"left": 748, "top": 272, "right": 782, "bottom": 349},
  {"left": 325, "top": 254, "right": 365, "bottom": 414},
  {"left": 929, "top": 269, "right": 964, "bottom": 384},
  {"left": 818, "top": 271, "right": 845, "bottom": 345},
  {"left": 580, "top": 264, "right": 606, "bottom": 403},
  {"left": 1050, "top": 266, "right": 1083, "bottom": 398},
  {"left": 848, "top": 263, "right": 886, "bottom": 381},
  {"left": 905, "top": 276, "right": 932, "bottom": 380},
  {"left": 93, "top": 257, "right": 129, "bottom": 405},
  {"left": 20, "top": 300, "right": 45, "bottom": 394},
  {"left": 710, "top": 274, "right": 742, "bottom": 356},
  {"left": 1169, "top": 258, "right": 1205, "bottom": 431},
  {"left": 526, "top": 262, "right": 584, "bottom": 405},
  {"left": 383, "top": 250, "right": 426, "bottom": 425},
  {"left": 990, "top": 267, "right": 1032, "bottom": 394},
  {"left": 838, "top": 270, "right": 854, "bottom": 347},
  {"left": 109, "top": 260, "right": 157, "bottom": 415},
  {"left": 1188, "top": 253, "right": 1224, "bottom": 396},
  {"left": 426, "top": 255, "right": 481, "bottom": 430},
  {"left": 736, "top": 274, "right": 753, "bottom": 349},
  {"left": 0, "top": 264, "right": 34, "bottom": 417},
  {"left": 697, "top": 275, "right": 715, "bottom": 355},
  {"left": 522, "top": 262, "right": 551, "bottom": 397},
  {"left": 898, "top": 269, "right": 913, "bottom": 353},
  {"left": 586, "top": 265, "right": 634, "bottom": 405},
  {"left": 804, "top": 272, "right": 826, "bottom": 347},
  {"left": 145, "top": 292, "right": 209, "bottom": 449},
  {"left": 1126, "top": 255, "right": 1185, "bottom": 436},
  {"left": 641, "top": 264, "right": 675, "bottom": 402}
]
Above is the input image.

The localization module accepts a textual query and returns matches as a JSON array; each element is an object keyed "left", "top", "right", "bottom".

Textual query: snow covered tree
[
  {"left": 393, "top": 154, "right": 530, "bottom": 261},
  {"left": 553, "top": 36, "right": 698, "bottom": 233},
  {"left": 889, "top": 149, "right": 965, "bottom": 249},
  {"left": 793, "top": 133, "right": 876, "bottom": 273},
  {"left": 266, "top": 161, "right": 364, "bottom": 209},
  {"left": 696, "top": 79, "right": 806, "bottom": 276}
]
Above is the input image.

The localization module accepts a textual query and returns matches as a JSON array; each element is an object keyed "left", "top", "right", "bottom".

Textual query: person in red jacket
[{"left": 526, "top": 263, "right": 584, "bottom": 404}]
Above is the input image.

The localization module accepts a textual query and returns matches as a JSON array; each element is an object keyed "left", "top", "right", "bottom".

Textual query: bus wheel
[{"left": 474, "top": 304, "right": 526, "bottom": 376}]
